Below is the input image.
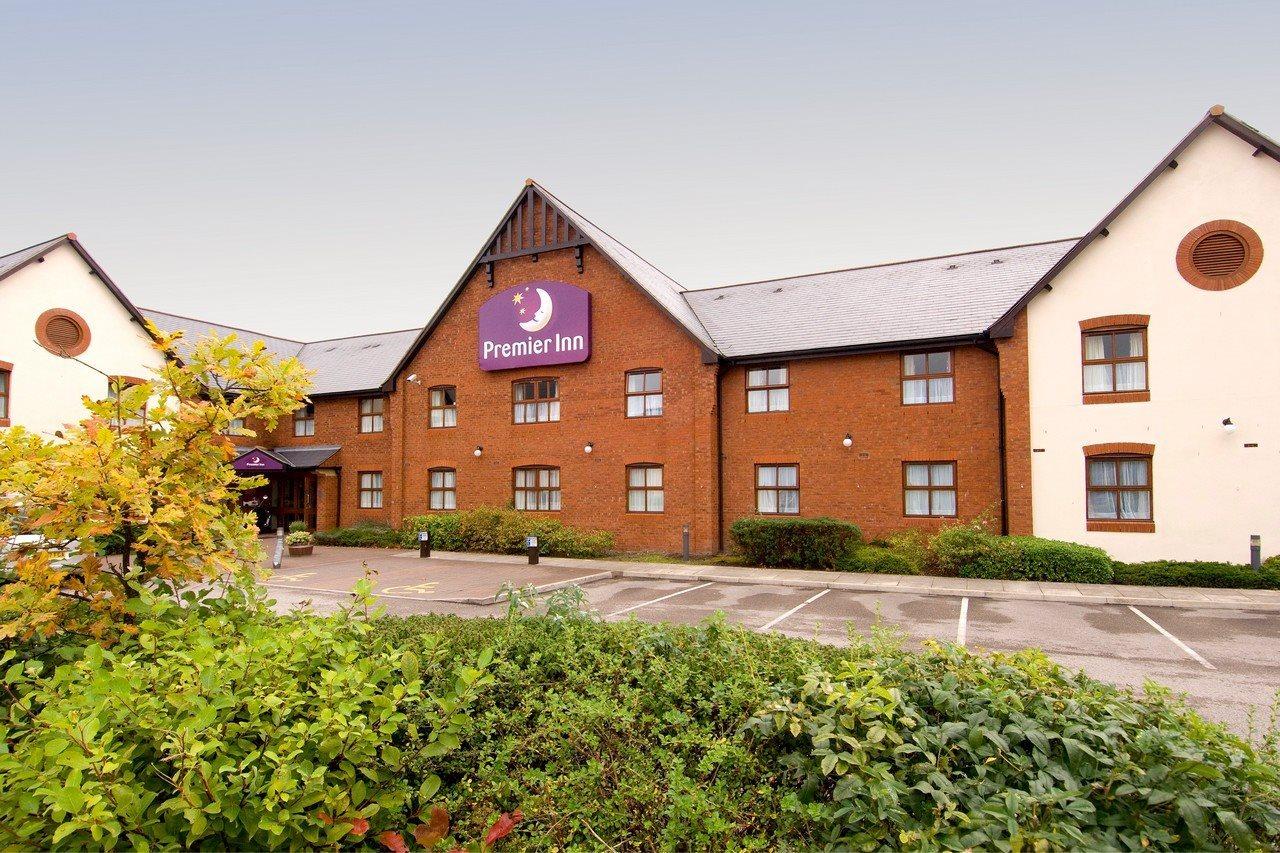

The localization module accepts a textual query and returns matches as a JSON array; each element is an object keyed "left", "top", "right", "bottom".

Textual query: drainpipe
[
  {"left": 997, "top": 390, "right": 1009, "bottom": 536},
  {"left": 715, "top": 363, "right": 725, "bottom": 552}
]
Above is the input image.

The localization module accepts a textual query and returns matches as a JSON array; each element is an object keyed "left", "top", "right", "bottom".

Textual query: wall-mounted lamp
[
  {"left": 473, "top": 445, "right": 483, "bottom": 457},
  {"left": 584, "top": 442, "right": 594, "bottom": 454},
  {"left": 842, "top": 433, "right": 853, "bottom": 448},
  {"left": 1223, "top": 418, "right": 1238, "bottom": 435}
]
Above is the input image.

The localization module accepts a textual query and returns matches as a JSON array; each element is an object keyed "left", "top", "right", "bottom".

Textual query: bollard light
[
  {"left": 418, "top": 530, "right": 431, "bottom": 559},
  {"left": 1251, "top": 534, "right": 1262, "bottom": 570},
  {"left": 525, "top": 535, "right": 539, "bottom": 565},
  {"left": 682, "top": 525, "right": 691, "bottom": 559}
]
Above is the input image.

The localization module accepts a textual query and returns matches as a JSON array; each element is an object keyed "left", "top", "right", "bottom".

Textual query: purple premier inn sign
[
  {"left": 233, "top": 450, "right": 285, "bottom": 473},
  {"left": 477, "top": 279, "right": 591, "bottom": 371}
]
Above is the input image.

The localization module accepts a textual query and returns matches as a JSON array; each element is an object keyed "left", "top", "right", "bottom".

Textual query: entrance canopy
[{"left": 232, "top": 445, "right": 340, "bottom": 473}]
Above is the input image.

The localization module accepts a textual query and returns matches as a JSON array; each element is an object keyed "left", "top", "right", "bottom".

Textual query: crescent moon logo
[{"left": 518, "top": 287, "right": 554, "bottom": 332}]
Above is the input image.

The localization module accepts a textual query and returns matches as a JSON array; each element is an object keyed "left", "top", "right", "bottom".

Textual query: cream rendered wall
[
  {"left": 0, "top": 243, "right": 165, "bottom": 437},
  {"left": 1027, "top": 124, "right": 1280, "bottom": 562}
]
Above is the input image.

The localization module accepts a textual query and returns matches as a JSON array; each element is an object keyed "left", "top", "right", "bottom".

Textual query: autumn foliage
[{"left": 0, "top": 328, "right": 311, "bottom": 642}]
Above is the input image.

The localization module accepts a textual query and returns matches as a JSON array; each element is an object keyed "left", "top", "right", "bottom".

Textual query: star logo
[{"left": 512, "top": 292, "right": 524, "bottom": 305}]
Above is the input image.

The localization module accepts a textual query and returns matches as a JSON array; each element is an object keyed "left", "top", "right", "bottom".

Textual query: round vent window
[
  {"left": 36, "top": 308, "right": 91, "bottom": 356},
  {"left": 1177, "top": 220, "right": 1262, "bottom": 290}
]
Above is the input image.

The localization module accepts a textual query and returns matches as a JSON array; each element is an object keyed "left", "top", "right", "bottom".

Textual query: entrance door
[{"left": 276, "top": 472, "right": 317, "bottom": 531}]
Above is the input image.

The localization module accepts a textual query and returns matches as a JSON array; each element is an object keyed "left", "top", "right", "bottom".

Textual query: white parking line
[
  {"left": 760, "top": 588, "right": 831, "bottom": 631},
  {"left": 607, "top": 582, "right": 714, "bottom": 617},
  {"left": 957, "top": 597, "right": 969, "bottom": 647},
  {"left": 1128, "top": 605, "right": 1216, "bottom": 670}
]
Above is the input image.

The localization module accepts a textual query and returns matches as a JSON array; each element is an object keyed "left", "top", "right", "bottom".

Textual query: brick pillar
[{"left": 995, "top": 311, "right": 1033, "bottom": 535}]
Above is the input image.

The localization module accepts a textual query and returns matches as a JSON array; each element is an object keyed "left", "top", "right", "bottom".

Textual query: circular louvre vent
[
  {"left": 35, "top": 308, "right": 92, "bottom": 356},
  {"left": 46, "top": 316, "right": 83, "bottom": 348},
  {"left": 1177, "top": 220, "right": 1263, "bottom": 290},
  {"left": 1190, "top": 231, "right": 1246, "bottom": 277}
]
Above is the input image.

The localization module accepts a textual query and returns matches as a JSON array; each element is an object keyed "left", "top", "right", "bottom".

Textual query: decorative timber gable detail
[{"left": 478, "top": 183, "right": 590, "bottom": 268}]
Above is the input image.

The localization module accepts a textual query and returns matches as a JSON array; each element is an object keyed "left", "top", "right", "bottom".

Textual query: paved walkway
[{"left": 417, "top": 549, "right": 1280, "bottom": 611}]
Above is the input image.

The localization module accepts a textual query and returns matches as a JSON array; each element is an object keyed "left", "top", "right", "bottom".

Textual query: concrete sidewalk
[{"left": 405, "top": 549, "right": 1280, "bottom": 611}]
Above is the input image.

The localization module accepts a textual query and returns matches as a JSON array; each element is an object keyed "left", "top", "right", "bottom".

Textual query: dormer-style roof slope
[{"left": 142, "top": 308, "right": 421, "bottom": 397}]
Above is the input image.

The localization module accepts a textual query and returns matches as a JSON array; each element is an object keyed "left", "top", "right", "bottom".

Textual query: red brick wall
[
  {"left": 396, "top": 245, "right": 721, "bottom": 553},
  {"left": 996, "top": 312, "right": 1033, "bottom": 535},
  {"left": 719, "top": 346, "right": 1006, "bottom": 542},
  {"left": 256, "top": 395, "right": 401, "bottom": 528}
]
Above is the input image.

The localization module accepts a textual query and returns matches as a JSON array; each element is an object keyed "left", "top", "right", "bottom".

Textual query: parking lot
[{"left": 262, "top": 547, "right": 1280, "bottom": 733}]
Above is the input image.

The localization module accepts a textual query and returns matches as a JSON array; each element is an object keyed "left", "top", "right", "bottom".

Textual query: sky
[{"left": 4, "top": 0, "right": 1279, "bottom": 340}]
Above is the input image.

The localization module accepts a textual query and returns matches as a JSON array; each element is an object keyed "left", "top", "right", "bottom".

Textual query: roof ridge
[
  {"left": 0, "top": 234, "right": 70, "bottom": 263},
  {"left": 530, "top": 180, "right": 688, "bottom": 293},
  {"left": 138, "top": 307, "right": 307, "bottom": 345},
  {"left": 687, "top": 236, "right": 1083, "bottom": 294}
]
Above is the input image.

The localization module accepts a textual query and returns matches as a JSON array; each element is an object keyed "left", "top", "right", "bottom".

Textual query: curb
[{"left": 605, "top": 567, "right": 1280, "bottom": 612}]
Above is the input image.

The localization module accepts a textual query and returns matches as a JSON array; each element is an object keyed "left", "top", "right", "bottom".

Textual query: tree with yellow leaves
[{"left": 0, "top": 329, "right": 311, "bottom": 642}]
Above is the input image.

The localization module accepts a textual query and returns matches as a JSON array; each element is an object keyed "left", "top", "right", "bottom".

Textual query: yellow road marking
[
  {"left": 380, "top": 582, "right": 439, "bottom": 596},
  {"left": 271, "top": 572, "right": 317, "bottom": 583}
]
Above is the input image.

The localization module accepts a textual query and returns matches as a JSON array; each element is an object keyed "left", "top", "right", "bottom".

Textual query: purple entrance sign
[
  {"left": 477, "top": 280, "right": 591, "bottom": 371},
  {"left": 233, "top": 450, "right": 285, "bottom": 473}
]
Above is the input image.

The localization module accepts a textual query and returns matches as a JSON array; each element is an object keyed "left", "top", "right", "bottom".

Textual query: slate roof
[
  {"left": 272, "top": 445, "right": 342, "bottom": 468},
  {"left": 0, "top": 236, "right": 64, "bottom": 279},
  {"left": 682, "top": 238, "right": 1078, "bottom": 358},
  {"left": 142, "top": 309, "right": 420, "bottom": 396}
]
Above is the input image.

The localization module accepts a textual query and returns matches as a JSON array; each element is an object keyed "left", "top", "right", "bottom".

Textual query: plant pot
[{"left": 288, "top": 544, "right": 313, "bottom": 557}]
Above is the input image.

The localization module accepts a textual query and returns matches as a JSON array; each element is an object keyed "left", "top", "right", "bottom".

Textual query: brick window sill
[
  {"left": 1083, "top": 391, "right": 1150, "bottom": 405},
  {"left": 0, "top": 419, "right": 9, "bottom": 428},
  {"left": 1087, "top": 520, "right": 1155, "bottom": 533}
]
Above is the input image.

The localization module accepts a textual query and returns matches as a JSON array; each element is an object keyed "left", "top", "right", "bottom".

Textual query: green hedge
[
  {"left": 729, "top": 517, "right": 861, "bottom": 568},
  {"left": 375, "top": 614, "right": 1280, "bottom": 850},
  {"left": 838, "top": 544, "right": 921, "bottom": 575},
  {"left": 933, "top": 525, "right": 1113, "bottom": 584},
  {"left": 313, "top": 509, "right": 614, "bottom": 558},
  {"left": 313, "top": 520, "right": 405, "bottom": 548},
  {"left": 1114, "top": 560, "right": 1280, "bottom": 590}
]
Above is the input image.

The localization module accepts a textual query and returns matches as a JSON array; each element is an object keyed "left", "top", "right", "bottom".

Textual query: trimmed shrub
[
  {"left": 838, "top": 544, "right": 920, "bottom": 575},
  {"left": 1012, "top": 535, "right": 1113, "bottom": 584},
  {"left": 729, "top": 517, "right": 861, "bottom": 568},
  {"left": 932, "top": 525, "right": 1112, "bottom": 583},
  {"left": 1114, "top": 559, "right": 1280, "bottom": 589},
  {"left": 931, "top": 524, "right": 1021, "bottom": 578},
  {"left": 400, "top": 508, "right": 614, "bottom": 558},
  {"left": 314, "top": 520, "right": 405, "bottom": 548}
]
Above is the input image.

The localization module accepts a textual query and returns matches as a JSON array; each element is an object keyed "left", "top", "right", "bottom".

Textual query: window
[
  {"left": 294, "top": 404, "right": 315, "bottom": 437},
  {"left": 513, "top": 466, "right": 560, "bottom": 511},
  {"left": 904, "top": 462, "right": 957, "bottom": 517},
  {"left": 225, "top": 417, "right": 246, "bottom": 435},
  {"left": 626, "top": 464, "right": 664, "bottom": 512},
  {"left": 626, "top": 370, "right": 663, "bottom": 417},
  {"left": 0, "top": 363, "right": 10, "bottom": 424},
  {"left": 746, "top": 365, "right": 789, "bottom": 412},
  {"left": 1082, "top": 328, "right": 1147, "bottom": 394},
  {"left": 429, "top": 468, "right": 456, "bottom": 510},
  {"left": 430, "top": 386, "right": 457, "bottom": 428},
  {"left": 1087, "top": 456, "right": 1152, "bottom": 523},
  {"left": 358, "top": 472, "right": 384, "bottom": 509},
  {"left": 756, "top": 464, "right": 799, "bottom": 514},
  {"left": 513, "top": 379, "right": 560, "bottom": 423},
  {"left": 359, "top": 396, "right": 385, "bottom": 433},
  {"left": 902, "top": 351, "right": 953, "bottom": 404}
]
